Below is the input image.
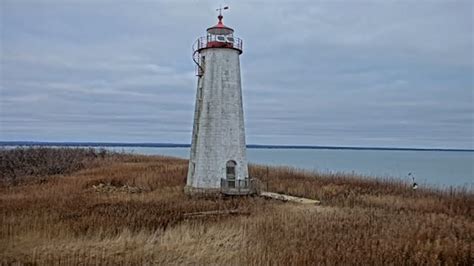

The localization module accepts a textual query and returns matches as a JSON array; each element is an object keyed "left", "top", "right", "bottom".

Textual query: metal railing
[
  {"left": 192, "top": 50, "right": 204, "bottom": 77},
  {"left": 220, "top": 178, "right": 257, "bottom": 195},
  {"left": 193, "top": 35, "right": 243, "bottom": 53},
  {"left": 192, "top": 35, "right": 243, "bottom": 77}
]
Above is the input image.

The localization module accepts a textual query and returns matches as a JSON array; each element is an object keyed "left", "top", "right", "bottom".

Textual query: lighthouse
[{"left": 186, "top": 8, "right": 251, "bottom": 196}]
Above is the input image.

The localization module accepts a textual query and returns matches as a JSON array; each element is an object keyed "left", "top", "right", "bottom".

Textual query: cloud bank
[{"left": 1, "top": 0, "right": 473, "bottom": 149}]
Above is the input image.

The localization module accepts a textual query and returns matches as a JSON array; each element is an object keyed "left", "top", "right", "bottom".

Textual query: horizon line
[{"left": 0, "top": 141, "right": 473, "bottom": 152}]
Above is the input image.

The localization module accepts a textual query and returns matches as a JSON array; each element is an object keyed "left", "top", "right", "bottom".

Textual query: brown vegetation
[
  {"left": 1, "top": 148, "right": 472, "bottom": 265},
  {"left": 0, "top": 147, "right": 107, "bottom": 185}
]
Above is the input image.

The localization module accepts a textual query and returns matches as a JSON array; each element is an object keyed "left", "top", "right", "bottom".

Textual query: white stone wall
[{"left": 187, "top": 48, "right": 248, "bottom": 189}]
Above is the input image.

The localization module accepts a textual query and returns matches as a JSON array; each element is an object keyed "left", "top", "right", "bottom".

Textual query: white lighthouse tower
[{"left": 186, "top": 8, "right": 251, "bottom": 195}]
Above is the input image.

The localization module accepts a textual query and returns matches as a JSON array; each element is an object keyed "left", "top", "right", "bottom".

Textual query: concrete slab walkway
[{"left": 260, "top": 191, "right": 321, "bottom": 205}]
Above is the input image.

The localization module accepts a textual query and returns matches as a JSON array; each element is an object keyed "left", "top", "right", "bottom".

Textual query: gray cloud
[{"left": 0, "top": 0, "right": 472, "bottom": 148}]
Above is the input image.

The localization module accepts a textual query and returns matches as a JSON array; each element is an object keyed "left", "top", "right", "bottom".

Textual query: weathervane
[{"left": 216, "top": 5, "right": 229, "bottom": 16}]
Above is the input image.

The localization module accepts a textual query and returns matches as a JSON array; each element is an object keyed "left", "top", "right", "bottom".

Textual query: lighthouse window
[
  {"left": 190, "top": 162, "right": 195, "bottom": 177},
  {"left": 226, "top": 36, "right": 234, "bottom": 43},
  {"left": 226, "top": 160, "right": 236, "bottom": 177},
  {"left": 217, "top": 35, "right": 226, "bottom": 42}
]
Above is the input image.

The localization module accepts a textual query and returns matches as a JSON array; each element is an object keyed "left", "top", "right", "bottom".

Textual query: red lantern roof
[{"left": 207, "top": 15, "right": 234, "bottom": 35}]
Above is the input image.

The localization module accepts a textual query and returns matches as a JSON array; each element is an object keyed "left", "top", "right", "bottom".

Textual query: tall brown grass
[{"left": 1, "top": 148, "right": 472, "bottom": 265}]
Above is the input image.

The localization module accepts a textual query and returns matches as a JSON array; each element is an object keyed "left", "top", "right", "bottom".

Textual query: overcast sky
[{"left": 0, "top": 0, "right": 472, "bottom": 149}]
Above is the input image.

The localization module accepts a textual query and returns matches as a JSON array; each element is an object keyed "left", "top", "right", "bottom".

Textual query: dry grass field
[{"left": 1, "top": 148, "right": 473, "bottom": 265}]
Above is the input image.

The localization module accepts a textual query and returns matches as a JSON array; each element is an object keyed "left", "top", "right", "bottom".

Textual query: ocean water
[{"left": 110, "top": 147, "right": 473, "bottom": 188}]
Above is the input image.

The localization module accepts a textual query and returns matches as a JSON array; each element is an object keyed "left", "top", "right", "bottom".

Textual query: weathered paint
[{"left": 186, "top": 47, "right": 248, "bottom": 192}]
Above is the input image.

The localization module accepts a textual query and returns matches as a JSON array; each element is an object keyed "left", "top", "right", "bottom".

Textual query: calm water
[{"left": 111, "top": 147, "right": 473, "bottom": 188}]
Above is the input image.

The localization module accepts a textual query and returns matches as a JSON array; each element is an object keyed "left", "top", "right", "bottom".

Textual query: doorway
[{"left": 226, "top": 160, "right": 237, "bottom": 188}]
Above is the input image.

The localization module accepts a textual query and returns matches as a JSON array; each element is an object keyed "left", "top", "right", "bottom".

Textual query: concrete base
[
  {"left": 184, "top": 186, "right": 222, "bottom": 197},
  {"left": 221, "top": 188, "right": 255, "bottom": 196},
  {"left": 184, "top": 186, "right": 256, "bottom": 197}
]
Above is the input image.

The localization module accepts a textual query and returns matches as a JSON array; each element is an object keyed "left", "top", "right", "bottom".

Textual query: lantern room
[
  {"left": 193, "top": 14, "right": 243, "bottom": 55},
  {"left": 206, "top": 15, "right": 236, "bottom": 49}
]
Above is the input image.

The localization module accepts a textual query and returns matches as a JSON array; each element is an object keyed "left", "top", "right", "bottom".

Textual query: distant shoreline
[{"left": 1, "top": 141, "right": 472, "bottom": 152}]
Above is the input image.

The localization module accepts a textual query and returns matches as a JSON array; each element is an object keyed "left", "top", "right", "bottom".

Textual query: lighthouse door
[{"left": 226, "top": 160, "right": 236, "bottom": 188}]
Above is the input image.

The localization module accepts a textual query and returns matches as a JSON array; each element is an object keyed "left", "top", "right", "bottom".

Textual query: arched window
[{"left": 226, "top": 160, "right": 236, "bottom": 177}]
